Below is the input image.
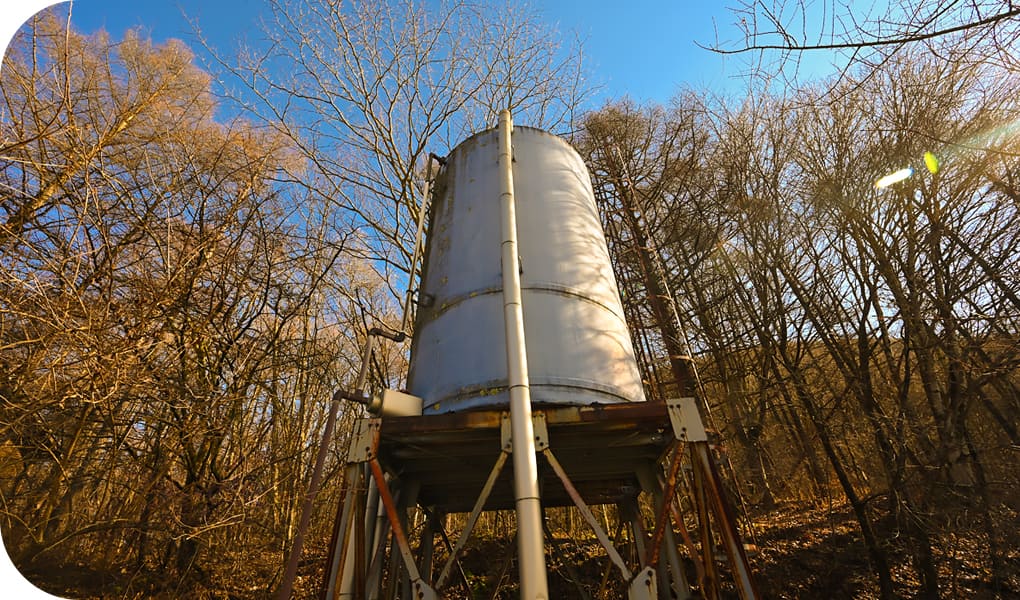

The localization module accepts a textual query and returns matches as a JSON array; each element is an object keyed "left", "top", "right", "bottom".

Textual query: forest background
[{"left": 1, "top": 1, "right": 1018, "bottom": 598}]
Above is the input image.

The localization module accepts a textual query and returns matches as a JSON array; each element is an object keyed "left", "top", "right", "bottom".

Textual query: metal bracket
[
  {"left": 627, "top": 566, "right": 658, "bottom": 599},
  {"left": 348, "top": 417, "right": 381, "bottom": 462},
  {"left": 500, "top": 411, "right": 549, "bottom": 452},
  {"left": 532, "top": 411, "right": 549, "bottom": 450},
  {"left": 666, "top": 398, "right": 707, "bottom": 442},
  {"left": 500, "top": 412, "right": 512, "bottom": 452}
]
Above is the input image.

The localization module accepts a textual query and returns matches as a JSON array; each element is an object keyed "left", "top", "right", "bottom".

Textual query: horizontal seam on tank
[
  {"left": 423, "top": 378, "right": 639, "bottom": 409},
  {"left": 425, "top": 283, "right": 627, "bottom": 321}
]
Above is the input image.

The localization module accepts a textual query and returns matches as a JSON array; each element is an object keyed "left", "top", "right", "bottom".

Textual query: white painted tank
[{"left": 407, "top": 126, "right": 646, "bottom": 413}]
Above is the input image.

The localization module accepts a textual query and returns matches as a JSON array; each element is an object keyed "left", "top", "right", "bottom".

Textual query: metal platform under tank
[
  {"left": 376, "top": 401, "right": 674, "bottom": 513},
  {"left": 321, "top": 396, "right": 760, "bottom": 599}
]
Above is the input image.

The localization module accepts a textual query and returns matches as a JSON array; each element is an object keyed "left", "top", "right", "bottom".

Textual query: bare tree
[
  {"left": 208, "top": 0, "right": 594, "bottom": 287},
  {"left": 0, "top": 10, "right": 392, "bottom": 594},
  {"left": 579, "top": 30, "right": 1020, "bottom": 597},
  {"left": 709, "top": 1, "right": 1020, "bottom": 88}
]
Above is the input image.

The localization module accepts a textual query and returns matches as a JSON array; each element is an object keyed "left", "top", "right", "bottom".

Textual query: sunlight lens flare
[{"left": 875, "top": 167, "right": 914, "bottom": 189}]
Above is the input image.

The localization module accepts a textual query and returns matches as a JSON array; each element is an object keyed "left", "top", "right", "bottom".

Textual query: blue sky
[
  {"left": 62, "top": 0, "right": 751, "bottom": 102},
  {"left": 3, "top": 0, "right": 849, "bottom": 106}
]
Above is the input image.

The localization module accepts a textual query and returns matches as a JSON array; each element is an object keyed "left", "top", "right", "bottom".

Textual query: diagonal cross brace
[
  {"left": 367, "top": 458, "right": 437, "bottom": 599},
  {"left": 543, "top": 447, "right": 633, "bottom": 581},
  {"left": 435, "top": 450, "right": 509, "bottom": 590}
]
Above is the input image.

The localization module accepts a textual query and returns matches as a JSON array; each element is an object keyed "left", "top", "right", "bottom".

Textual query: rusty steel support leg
[
  {"left": 367, "top": 458, "right": 437, "bottom": 600},
  {"left": 395, "top": 479, "right": 421, "bottom": 600},
  {"left": 662, "top": 517, "right": 690, "bottom": 599},
  {"left": 643, "top": 446, "right": 684, "bottom": 569},
  {"left": 637, "top": 461, "right": 692, "bottom": 600},
  {"left": 634, "top": 470, "right": 669, "bottom": 600},
  {"left": 653, "top": 469, "right": 692, "bottom": 600},
  {"left": 323, "top": 463, "right": 364, "bottom": 600},
  {"left": 693, "top": 451, "right": 720, "bottom": 600},
  {"left": 326, "top": 419, "right": 381, "bottom": 598},
  {"left": 692, "top": 442, "right": 760, "bottom": 600},
  {"left": 382, "top": 503, "right": 402, "bottom": 600},
  {"left": 661, "top": 459, "right": 693, "bottom": 600},
  {"left": 668, "top": 493, "right": 705, "bottom": 590}
]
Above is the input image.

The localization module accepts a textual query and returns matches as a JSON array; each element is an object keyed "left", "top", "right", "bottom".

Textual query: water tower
[{"left": 302, "top": 112, "right": 758, "bottom": 599}]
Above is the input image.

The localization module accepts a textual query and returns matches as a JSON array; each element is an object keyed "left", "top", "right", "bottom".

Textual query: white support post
[{"left": 497, "top": 109, "right": 549, "bottom": 599}]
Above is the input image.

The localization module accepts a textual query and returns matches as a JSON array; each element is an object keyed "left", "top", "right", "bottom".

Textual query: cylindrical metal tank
[{"left": 407, "top": 126, "right": 646, "bottom": 413}]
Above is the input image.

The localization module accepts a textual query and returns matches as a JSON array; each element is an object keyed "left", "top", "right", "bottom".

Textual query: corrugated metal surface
[{"left": 407, "top": 126, "right": 646, "bottom": 413}]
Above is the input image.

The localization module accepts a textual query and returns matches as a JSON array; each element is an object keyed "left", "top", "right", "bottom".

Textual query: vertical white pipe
[{"left": 498, "top": 109, "right": 549, "bottom": 599}]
